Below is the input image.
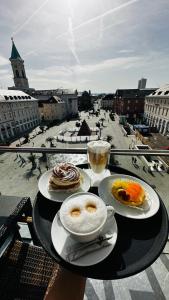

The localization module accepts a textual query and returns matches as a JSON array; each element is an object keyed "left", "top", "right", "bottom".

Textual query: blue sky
[{"left": 0, "top": 0, "right": 169, "bottom": 92}]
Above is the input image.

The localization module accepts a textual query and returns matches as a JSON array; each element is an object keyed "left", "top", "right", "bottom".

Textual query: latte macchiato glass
[
  {"left": 87, "top": 141, "right": 111, "bottom": 174},
  {"left": 59, "top": 192, "right": 114, "bottom": 243}
]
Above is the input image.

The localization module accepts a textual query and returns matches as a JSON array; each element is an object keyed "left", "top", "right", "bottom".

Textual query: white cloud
[
  {"left": 0, "top": 55, "right": 9, "bottom": 66},
  {"left": 72, "top": 56, "right": 142, "bottom": 74}
]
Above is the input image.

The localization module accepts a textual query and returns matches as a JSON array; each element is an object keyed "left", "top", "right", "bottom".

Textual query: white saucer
[
  {"left": 98, "top": 174, "right": 160, "bottom": 219},
  {"left": 51, "top": 212, "right": 118, "bottom": 266},
  {"left": 38, "top": 168, "right": 91, "bottom": 202}
]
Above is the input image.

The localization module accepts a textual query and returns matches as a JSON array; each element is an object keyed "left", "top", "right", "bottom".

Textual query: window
[{"left": 16, "top": 70, "right": 19, "bottom": 77}]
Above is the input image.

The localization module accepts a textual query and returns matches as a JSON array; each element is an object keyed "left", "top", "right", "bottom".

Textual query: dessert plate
[
  {"left": 51, "top": 212, "right": 118, "bottom": 266},
  {"left": 38, "top": 168, "right": 91, "bottom": 202},
  {"left": 98, "top": 174, "right": 160, "bottom": 219}
]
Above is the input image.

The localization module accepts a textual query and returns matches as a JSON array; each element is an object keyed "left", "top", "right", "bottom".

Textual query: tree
[
  {"left": 28, "top": 153, "right": 36, "bottom": 170},
  {"left": 100, "top": 118, "right": 105, "bottom": 126},
  {"left": 46, "top": 137, "right": 55, "bottom": 147},
  {"left": 39, "top": 125, "right": 45, "bottom": 133},
  {"left": 106, "top": 135, "right": 113, "bottom": 143},
  {"left": 41, "top": 144, "right": 47, "bottom": 161},
  {"left": 78, "top": 91, "right": 93, "bottom": 111}
]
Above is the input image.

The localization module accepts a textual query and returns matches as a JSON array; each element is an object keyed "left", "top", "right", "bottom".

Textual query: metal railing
[{"left": 0, "top": 146, "right": 169, "bottom": 156}]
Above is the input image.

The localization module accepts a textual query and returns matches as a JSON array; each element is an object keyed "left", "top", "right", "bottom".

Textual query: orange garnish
[{"left": 125, "top": 182, "right": 142, "bottom": 202}]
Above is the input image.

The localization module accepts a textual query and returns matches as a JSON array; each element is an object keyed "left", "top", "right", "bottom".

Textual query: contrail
[
  {"left": 54, "top": 0, "right": 139, "bottom": 41},
  {"left": 73, "top": 0, "right": 139, "bottom": 32},
  {"left": 68, "top": 17, "right": 80, "bottom": 65},
  {"left": 67, "top": 0, "right": 80, "bottom": 65},
  {"left": 12, "top": 0, "right": 49, "bottom": 36},
  {"left": 24, "top": 0, "right": 139, "bottom": 56}
]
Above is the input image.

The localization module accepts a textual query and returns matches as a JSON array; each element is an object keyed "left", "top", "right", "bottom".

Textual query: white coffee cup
[{"left": 59, "top": 192, "right": 114, "bottom": 243}]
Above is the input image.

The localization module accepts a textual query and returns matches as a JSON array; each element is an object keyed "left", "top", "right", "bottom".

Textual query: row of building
[
  {"left": 0, "top": 88, "right": 78, "bottom": 143},
  {"left": 0, "top": 40, "right": 78, "bottom": 143},
  {"left": 101, "top": 86, "right": 169, "bottom": 136}
]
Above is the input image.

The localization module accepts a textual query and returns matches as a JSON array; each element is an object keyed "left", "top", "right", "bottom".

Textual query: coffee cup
[{"left": 59, "top": 192, "right": 114, "bottom": 243}]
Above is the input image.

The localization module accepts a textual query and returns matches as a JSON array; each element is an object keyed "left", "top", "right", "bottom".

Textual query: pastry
[
  {"left": 49, "top": 163, "right": 81, "bottom": 192},
  {"left": 111, "top": 179, "right": 145, "bottom": 206}
]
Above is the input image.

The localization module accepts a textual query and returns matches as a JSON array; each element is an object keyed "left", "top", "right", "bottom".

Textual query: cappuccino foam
[{"left": 60, "top": 195, "right": 106, "bottom": 234}]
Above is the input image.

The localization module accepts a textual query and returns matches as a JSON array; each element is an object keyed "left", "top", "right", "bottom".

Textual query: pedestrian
[
  {"left": 18, "top": 154, "right": 22, "bottom": 163},
  {"left": 37, "top": 161, "right": 42, "bottom": 174},
  {"left": 14, "top": 153, "right": 19, "bottom": 161}
]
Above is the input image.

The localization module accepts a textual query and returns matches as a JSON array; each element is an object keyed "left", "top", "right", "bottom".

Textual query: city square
[{"left": 0, "top": 109, "right": 169, "bottom": 215}]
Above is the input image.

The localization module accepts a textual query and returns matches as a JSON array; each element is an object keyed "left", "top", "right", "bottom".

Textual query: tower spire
[
  {"left": 10, "top": 38, "right": 21, "bottom": 60},
  {"left": 9, "top": 39, "right": 29, "bottom": 90}
]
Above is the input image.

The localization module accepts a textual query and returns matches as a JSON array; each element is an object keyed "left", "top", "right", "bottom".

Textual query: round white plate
[
  {"left": 98, "top": 174, "right": 160, "bottom": 219},
  {"left": 51, "top": 212, "right": 118, "bottom": 266},
  {"left": 38, "top": 168, "right": 91, "bottom": 202}
]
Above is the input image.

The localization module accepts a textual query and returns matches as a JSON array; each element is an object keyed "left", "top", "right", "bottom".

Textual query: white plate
[
  {"left": 38, "top": 168, "right": 91, "bottom": 202},
  {"left": 51, "top": 212, "right": 118, "bottom": 266},
  {"left": 98, "top": 174, "right": 160, "bottom": 219}
]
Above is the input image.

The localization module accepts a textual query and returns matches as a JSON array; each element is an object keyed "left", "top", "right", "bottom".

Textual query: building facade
[
  {"left": 38, "top": 96, "right": 66, "bottom": 121},
  {"left": 32, "top": 89, "right": 78, "bottom": 121},
  {"left": 138, "top": 78, "right": 147, "bottom": 89},
  {"left": 101, "top": 94, "right": 115, "bottom": 110},
  {"left": 0, "top": 90, "right": 40, "bottom": 143},
  {"left": 114, "top": 89, "right": 156, "bottom": 122},
  {"left": 144, "top": 85, "right": 169, "bottom": 135}
]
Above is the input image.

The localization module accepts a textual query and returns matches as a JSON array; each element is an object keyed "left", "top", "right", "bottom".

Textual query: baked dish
[
  {"left": 49, "top": 163, "right": 81, "bottom": 192},
  {"left": 111, "top": 179, "right": 146, "bottom": 207}
]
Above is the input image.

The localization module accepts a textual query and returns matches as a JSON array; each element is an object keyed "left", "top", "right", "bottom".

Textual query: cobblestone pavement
[{"left": 0, "top": 110, "right": 169, "bottom": 214}]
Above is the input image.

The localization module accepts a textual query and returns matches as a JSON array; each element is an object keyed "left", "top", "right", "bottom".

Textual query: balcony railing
[{"left": 0, "top": 146, "right": 169, "bottom": 156}]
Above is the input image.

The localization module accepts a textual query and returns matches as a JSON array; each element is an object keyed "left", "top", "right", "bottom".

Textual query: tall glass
[{"left": 87, "top": 141, "right": 111, "bottom": 174}]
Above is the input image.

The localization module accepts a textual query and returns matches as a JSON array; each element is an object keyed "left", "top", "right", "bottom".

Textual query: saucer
[
  {"left": 98, "top": 174, "right": 160, "bottom": 219},
  {"left": 38, "top": 168, "right": 91, "bottom": 202},
  {"left": 51, "top": 212, "right": 118, "bottom": 266}
]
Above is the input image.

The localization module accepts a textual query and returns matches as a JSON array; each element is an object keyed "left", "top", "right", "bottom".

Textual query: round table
[{"left": 33, "top": 164, "right": 168, "bottom": 280}]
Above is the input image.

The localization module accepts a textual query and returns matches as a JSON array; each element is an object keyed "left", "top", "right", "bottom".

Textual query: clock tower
[{"left": 9, "top": 38, "right": 29, "bottom": 90}]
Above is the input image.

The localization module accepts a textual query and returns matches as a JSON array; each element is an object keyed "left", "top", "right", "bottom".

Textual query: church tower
[{"left": 9, "top": 38, "right": 29, "bottom": 90}]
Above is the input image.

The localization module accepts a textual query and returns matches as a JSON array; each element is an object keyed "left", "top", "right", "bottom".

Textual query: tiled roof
[{"left": 0, "top": 89, "right": 36, "bottom": 101}]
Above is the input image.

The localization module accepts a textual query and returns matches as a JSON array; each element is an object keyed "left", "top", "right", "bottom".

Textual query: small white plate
[
  {"left": 98, "top": 175, "right": 160, "bottom": 219},
  {"left": 38, "top": 168, "right": 91, "bottom": 202},
  {"left": 51, "top": 212, "right": 118, "bottom": 266}
]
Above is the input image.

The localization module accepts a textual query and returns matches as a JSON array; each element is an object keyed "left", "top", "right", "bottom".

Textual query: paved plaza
[{"left": 0, "top": 109, "right": 169, "bottom": 214}]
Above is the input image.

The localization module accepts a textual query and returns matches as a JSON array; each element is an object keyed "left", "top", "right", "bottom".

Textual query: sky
[{"left": 0, "top": 0, "right": 169, "bottom": 93}]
